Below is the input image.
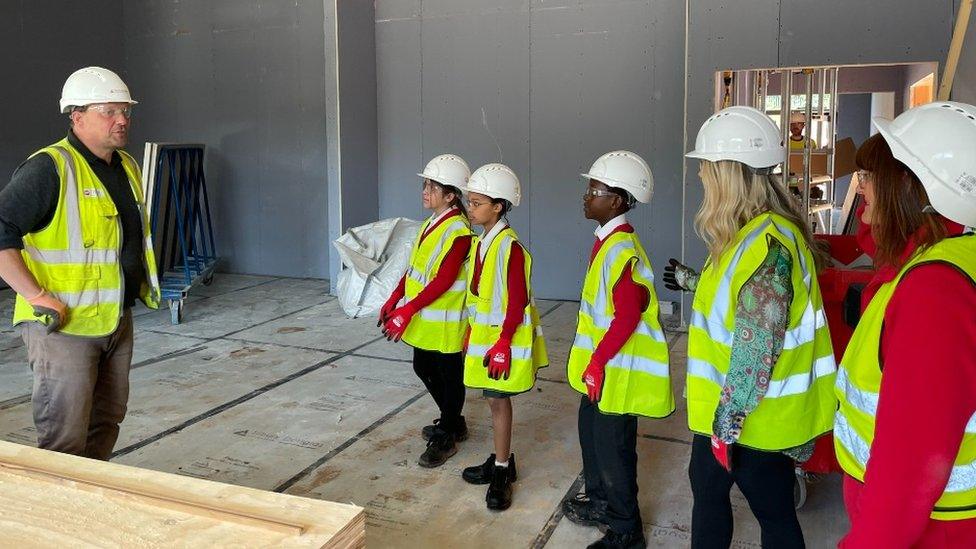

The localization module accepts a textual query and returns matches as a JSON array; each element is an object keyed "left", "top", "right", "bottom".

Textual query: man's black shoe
[
  {"left": 462, "top": 453, "right": 517, "bottom": 485},
  {"left": 485, "top": 462, "right": 514, "bottom": 510},
  {"left": 418, "top": 428, "right": 458, "bottom": 468},
  {"left": 586, "top": 529, "right": 646, "bottom": 549},
  {"left": 421, "top": 416, "right": 469, "bottom": 442},
  {"left": 562, "top": 493, "right": 608, "bottom": 528}
]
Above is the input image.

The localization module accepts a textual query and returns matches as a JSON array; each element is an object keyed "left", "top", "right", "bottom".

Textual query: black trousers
[
  {"left": 689, "top": 434, "right": 805, "bottom": 549},
  {"left": 412, "top": 347, "right": 465, "bottom": 431},
  {"left": 578, "top": 395, "right": 642, "bottom": 535}
]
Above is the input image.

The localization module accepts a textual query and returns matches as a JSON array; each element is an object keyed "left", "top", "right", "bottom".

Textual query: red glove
[
  {"left": 582, "top": 361, "right": 605, "bottom": 403},
  {"left": 711, "top": 434, "right": 732, "bottom": 471},
  {"left": 382, "top": 306, "right": 414, "bottom": 342},
  {"left": 484, "top": 339, "right": 512, "bottom": 380},
  {"left": 377, "top": 297, "right": 397, "bottom": 327}
]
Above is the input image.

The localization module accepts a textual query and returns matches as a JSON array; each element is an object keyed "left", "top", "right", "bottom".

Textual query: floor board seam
[
  {"left": 640, "top": 433, "right": 692, "bottom": 446},
  {"left": 272, "top": 390, "right": 428, "bottom": 494},
  {"left": 532, "top": 471, "right": 585, "bottom": 549},
  {"left": 109, "top": 334, "right": 387, "bottom": 459}
]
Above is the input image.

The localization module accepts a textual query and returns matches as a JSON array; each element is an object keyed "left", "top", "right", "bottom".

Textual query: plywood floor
[{"left": 0, "top": 275, "right": 849, "bottom": 547}]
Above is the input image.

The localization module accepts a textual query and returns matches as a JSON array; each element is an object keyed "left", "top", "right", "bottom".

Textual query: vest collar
[{"left": 479, "top": 221, "right": 509, "bottom": 262}]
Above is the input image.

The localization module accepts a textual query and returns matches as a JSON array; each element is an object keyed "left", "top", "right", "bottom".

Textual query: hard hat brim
[
  {"left": 684, "top": 148, "right": 784, "bottom": 170},
  {"left": 60, "top": 98, "right": 138, "bottom": 114}
]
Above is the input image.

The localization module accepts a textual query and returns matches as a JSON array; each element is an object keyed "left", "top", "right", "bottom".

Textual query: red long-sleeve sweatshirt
[
  {"left": 588, "top": 224, "right": 649, "bottom": 370},
  {"left": 841, "top": 217, "right": 976, "bottom": 549},
  {"left": 384, "top": 209, "right": 472, "bottom": 315}
]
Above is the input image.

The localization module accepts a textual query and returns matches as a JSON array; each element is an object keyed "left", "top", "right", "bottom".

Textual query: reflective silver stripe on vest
[
  {"left": 24, "top": 246, "right": 119, "bottom": 265},
  {"left": 590, "top": 239, "right": 636, "bottom": 315},
  {"left": 834, "top": 409, "right": 873, "bottom": 471},
  {"left": 418, "top": 308, "right": 466, "bottom": 323},
  {"left": 467, "top": 233, "right": 531, "bottom": 327},
  {"left": 50, "top": 147, "right": 85, "bottom": 250},
  {"left": 578, "top": 300, "right": 667, "bottom": 343},
  {"left": 835, "top": 367, "right": 879, "bottom": 418},
  {"left": 835, "top": 410, "right": 976, "bottom": 493},
  {"left": 838, "top": 367, "right": 976, "bottom": 435},
  {"left": 688, "top": 353, "right": 835, "bottom": 398},
  {"left": 572, "top": 333, "right": 669, "bottom": 377},
  {"left": 52, "top": 287, "right": 122, "bottom": 309},
  {"left": 467, "top": 343, "right": 534, "bottom": 361}
]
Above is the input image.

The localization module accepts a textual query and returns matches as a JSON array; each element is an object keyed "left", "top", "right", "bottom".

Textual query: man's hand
[{"left": 27, "top": 290, "right": 67, "bottom": 334}]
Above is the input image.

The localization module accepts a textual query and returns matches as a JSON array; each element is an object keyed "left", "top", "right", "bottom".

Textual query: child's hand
[
  {"left": 582, "top": 361, "right": 605, "bottom": 403},
  {"left": 484, "top": 339, "right": 512, "bottom": 380}
]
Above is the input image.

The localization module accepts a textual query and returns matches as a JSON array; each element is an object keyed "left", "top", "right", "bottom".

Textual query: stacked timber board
[{"left": 0, "top": 440, "right": 365, "bottom": 548}]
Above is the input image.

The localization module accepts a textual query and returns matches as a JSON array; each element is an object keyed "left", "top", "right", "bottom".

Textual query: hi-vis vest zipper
[{"left": 12, "top": 138, "right": 161, "bottom": 336}]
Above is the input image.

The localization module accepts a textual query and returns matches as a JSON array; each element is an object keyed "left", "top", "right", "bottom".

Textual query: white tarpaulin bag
[{"left": 333, "top": 217, "right": 421, "bottom": 318}]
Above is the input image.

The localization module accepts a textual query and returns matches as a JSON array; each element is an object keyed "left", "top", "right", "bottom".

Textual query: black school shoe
[
  {"left": 462, "top": 453, "right": 517, "bottom": 485},
  {"left": 562, "top": 493, "right": 608, "bottom": 528},
  {"left": 486, "top": 463, "right": 514, "bottom": 511},
  {"left": 586, "top": 529, "right": 646, "bottom": 549},
  {"left": 418, "top": 428, "right": 458, "bottom": 468},
  {"left": 421, "top": 416, "right": 469, "bottom": 442}
]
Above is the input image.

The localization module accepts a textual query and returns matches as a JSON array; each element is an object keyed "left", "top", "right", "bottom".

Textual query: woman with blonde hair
[{"left": 665, "top": 106, "right": 836, "bottom": 548}]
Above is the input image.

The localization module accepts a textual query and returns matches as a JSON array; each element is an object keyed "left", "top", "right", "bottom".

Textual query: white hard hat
[
  {"left": 874, "top": 101, "right": 976, "bottom": 227},
  {"left": 60, "top": 66, "right": 137, "bottom": 114},
  {"left": 463, "top": 163, "right": 521, "bottom": 207},
  {"left": 418, "top": 154, "right": 470, "bottom": 190},
  {"left": 790, "top": 111, "right": 807, "bottom": 124},
  {"left": 581, "top": 150, "right": 654, "bottom": 204},
  {"left": 686, "top": 106, "right": 785, "bottom": 169}
]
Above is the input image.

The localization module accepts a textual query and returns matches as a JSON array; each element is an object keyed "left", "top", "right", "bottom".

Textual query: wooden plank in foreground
[{"left": 0, "top": 440, "right": 364, "bottom": 548}]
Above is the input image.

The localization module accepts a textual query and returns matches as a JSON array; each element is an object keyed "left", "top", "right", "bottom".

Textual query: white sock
[{"left": 495, "top": 459, "right": 509, "bottom": 468}]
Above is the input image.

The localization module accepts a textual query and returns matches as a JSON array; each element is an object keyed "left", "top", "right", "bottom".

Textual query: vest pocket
[{"left": 50, "top": 265, "right": 102, "bottom": 318}]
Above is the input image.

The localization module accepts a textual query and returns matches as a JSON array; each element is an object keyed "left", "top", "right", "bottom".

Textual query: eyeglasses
[
  {"left": 583, "top": 188, "right": 616, "bottom": 200},
  {"left": 85, "top": 104, "right": 133, "bottom": 119},
  {"left": 466, "top": 199, "right": 488, "bottom": 209},
  {"left": 422, "top": 181, "right": 443, "bottom": 195},
  {"left": 856, "top": 170, "right": 873, "bottom": 183}
]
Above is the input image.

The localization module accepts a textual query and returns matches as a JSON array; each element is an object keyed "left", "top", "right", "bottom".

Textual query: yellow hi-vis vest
[
  {"left": 567, "top": 230, "right": 674, "bottom": 417},
  {"left": 835, "top": 234, "right": 976, "bottom": 520},
  {"left": 687, "top": 212, "right": 836, "bottom": 450},
  {"left": 463, "top": 227, "right": 548, "bottom": 393},
  {"left": 12, "top": 138, "right": 161, "bottom": 336},
  {"left": 400, "top": 212, "right": 472, "bottom": 353}
]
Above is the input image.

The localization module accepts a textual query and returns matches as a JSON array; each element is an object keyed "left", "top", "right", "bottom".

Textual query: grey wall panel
[
  {"left": 375, "top": 0, "right": 684, "bottom": 299},
  {"left": 376, "top": 16, "right": 425, "bottom": 220},
  {"left": 122, "top": 0, "right": 330, "bottom": 279},
  {"left": 529, "top": 0, "right": 686, "bottom": 299},
  {"left": 778, "top": 1, "right": 953, "bottom": 67},
  {"left": 834, "top": 92, "right": 873, "bottom": 207},
  {"left": 0, "top": 1, "right": 124, "bottom": 185},
  {"left": 683, "top": 0, "right": 781, "bottom": 309}
]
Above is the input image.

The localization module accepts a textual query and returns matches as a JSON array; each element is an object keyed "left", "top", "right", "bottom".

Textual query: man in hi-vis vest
[{"left": 0, "top": 67, "right": 160, "bottom": 459}]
